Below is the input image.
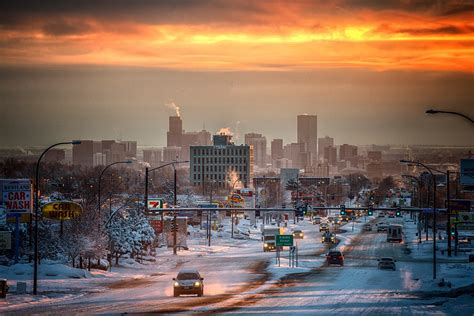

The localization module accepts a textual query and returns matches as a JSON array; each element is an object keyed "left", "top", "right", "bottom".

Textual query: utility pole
[
  {"left": 173, "top": 166, "right": 178, "bottom": 255},
  {"left": 208, "top": 181, "right": 212, "bottom": 247},
  {"left": 447, "top": 170, "right": 451, "bottom": 256},
  {"left": 144, "top": 167, "right": 149, "bottom": 211}
]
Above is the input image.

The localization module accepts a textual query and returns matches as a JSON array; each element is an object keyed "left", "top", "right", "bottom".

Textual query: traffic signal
[
  {"left": 340, "top": 205, "right": 346, "bottom": 216},
  {"left": 450, "top": 226, "right": 455, "bottom": 236},
  {"left": 396, "top": 207, "right": 401, "bottom": 217},
  {"left": 296, "top": 206, "right": 304, "bottom": 217},
  {"left": 368, "top": 207, "right": 373, "bottom": 216}
]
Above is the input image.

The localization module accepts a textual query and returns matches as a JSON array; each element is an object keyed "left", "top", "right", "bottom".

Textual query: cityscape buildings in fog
[{"left": 10, "top": 111, "right": 469, "bottom": 185}]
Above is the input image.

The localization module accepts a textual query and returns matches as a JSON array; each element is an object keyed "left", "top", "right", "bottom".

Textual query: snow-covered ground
[{"left": 1, "top": 213, "right": 473, "bottom": 315}]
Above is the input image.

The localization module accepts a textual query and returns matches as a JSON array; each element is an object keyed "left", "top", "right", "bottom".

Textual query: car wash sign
[
  {"left": 0, "top": 179, "right": 33, "bottom": 214},
  {"left": 42, "top": 201, "right": 82, "bottom": 220}
]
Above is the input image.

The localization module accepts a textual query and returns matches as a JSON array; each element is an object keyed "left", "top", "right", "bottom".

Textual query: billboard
[
  {"left": 42, "top": 201, "right": 83, "bottom": 220},
  {"left": 0, "top": 179, "right": 33, "bottom": 214},
  {"left": 460, "top": 159, "right": 474, "bottom": 185}
]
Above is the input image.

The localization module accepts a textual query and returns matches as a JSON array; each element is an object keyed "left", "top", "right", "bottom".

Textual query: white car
[
  {"left": 293, "top": 229, "right": 304, "bottom": 239},
  {"left": 378, "top": 257, "right": 396, "bottom": 270}
]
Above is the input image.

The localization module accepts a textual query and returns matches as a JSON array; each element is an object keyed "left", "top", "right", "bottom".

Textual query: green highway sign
[{"left": 276, "top": 234, "right": 294, "bottom": 247}]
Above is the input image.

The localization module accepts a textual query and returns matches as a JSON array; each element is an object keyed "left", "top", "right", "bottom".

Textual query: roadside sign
[
  {"left": 148, "top": 217, "right": 163, "bottom": 234},
  {"left": 230, "top": 194, "right": 244, "bottom": 204},
  {"left": 448, "top": 199, "right": 472, "bottom": 214},
  {"left": 458, "top": 224, "right": 474, "bottom": 231},
  {"left": 276, "top": 234, "right": 294, "bottom": 247},
  {"left": 147, "top": 198, "right": 164, "bottom": 211},
  {"left": 0, "top": 179, "right": 32, "bottom": 214},
  {"left": 460, "top": 159, "right": 474, "bottom": 185},
  {"left": 42, "top": 201, "right": 82, "bottom": 220},
  {"left": 0, "top": 231, "right": 12, "bottom": 250},
  {"left": 7, "top": 213, "right": 31, "bottom": 223},
  {"left": 459, "top": 212, "right": 474, "bottom": 223}
]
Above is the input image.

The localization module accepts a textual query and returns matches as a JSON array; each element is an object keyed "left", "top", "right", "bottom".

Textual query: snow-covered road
[{"left": 2, "top": 216, "right": 473, "bottom": 315}]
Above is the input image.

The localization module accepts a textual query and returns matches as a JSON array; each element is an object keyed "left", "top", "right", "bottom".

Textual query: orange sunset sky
[
  {"left": 1, "top": 0, "right": 473, "bottom": 71},
  {"left": 0, "top": 0, "right": 473, "bottom": 147}
]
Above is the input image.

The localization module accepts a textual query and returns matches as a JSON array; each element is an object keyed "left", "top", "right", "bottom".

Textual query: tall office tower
[
  {"left": 167, "top": 116, "right": 183, "bottom": 147},
  {"left": 123, "top": 141, "right": 137, "bottom": 159},
  {"left": 339, "top": 144, "right": 358, "bottom": 161},
  {"left": 318, "top": 136, "right": 334, "bottom": 159},
  {"left": 324, "top": 146, "right": 338, "bottom": 166},
  {"left": 297, "top": 114, "right": 317, "bottom": 164},
  {"left": 245, "top": 133, "right": 267, "bottom": 168},
  {"left": 72, "top": 140, "right": 94, "bottom": 167},
  {"left": 283, "top": 142, "right": 306, "bottom": 169},
  {"left": 108, "top": 142, "right": 127, "bottom": 164},
  {"left": 271, "top": 139, "right": 283, "bottom": 160}
]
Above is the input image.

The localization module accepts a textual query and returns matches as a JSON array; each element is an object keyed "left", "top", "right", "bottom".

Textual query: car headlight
[
  {"left": 264, "top": 243, "right": 268, "bottom": 247},
  {"left": 174, "top": 282, "right": 179, "bottom": 287},
  {"left": 194, "top": 281, "right": 201, "bottom": 287}
]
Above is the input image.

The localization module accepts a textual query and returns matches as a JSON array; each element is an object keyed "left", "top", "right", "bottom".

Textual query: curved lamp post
[
  {"left": 97, "top": 160, "right": 133, "bottom": 230},
  {"left": 401, "top": 174, "right": 422, "bottom": 208},
  {"left": 400, "top": 159, "right": 443, "bottom": 279},
  {"left": 33, "top": 140, "right": 81, "bottom": 295},
  {"left": 426, "top": 109, "right": 474, "bottom": 124},
  {"left": 144, "top": 160, "right": 188, "bottom": 255}
]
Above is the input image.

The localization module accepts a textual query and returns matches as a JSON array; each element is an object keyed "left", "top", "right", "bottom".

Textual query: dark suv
[
  {"left": 173, "top": 269, "right": 204, "bottom": 297},
  {"left": 326, "top": 251, "right": 344, "bottom": 266}
]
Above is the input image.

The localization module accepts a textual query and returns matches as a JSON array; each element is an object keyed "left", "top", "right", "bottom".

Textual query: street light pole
[
  {"left": 208, "top": 180, "right": 214, "bottom": 247},
  {"left": 33, "top": 140, "right": 80, "bottom": 295},
  {"left": 400, "top": 160, "right": 437, "bottom": 280},
  {"left": 143, "top": 161, "right": 188, "bottom": 255},
  {"left": 143, "top": 161, "right": 188, "bottom": 212},
  {"left": 98, "top": 160, "right": 133, "bottom": 231},
  {"left": 426, "top": 109, "right": 474, "bottom": 124},
  {"left": 173, "top": 164, "right": 178, "bottom": 255},
  {"left": 446, "top": 170, "right": 451, "bottom": 257}
]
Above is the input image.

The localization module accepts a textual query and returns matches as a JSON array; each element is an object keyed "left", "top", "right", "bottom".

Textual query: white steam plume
[
  {"left": 217, "top": 127, "right": 233, "bottom": 136},
  {"left": 165, "top": 101, "right": 181, "bottom": 117}
]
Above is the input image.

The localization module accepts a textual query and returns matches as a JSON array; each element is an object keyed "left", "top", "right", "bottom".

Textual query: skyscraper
[
  {"left": 167, "top": 116, "right": 183, "bottom": 147},
  {"left": 297, "top": 115, "right": 317, "bottom": 164},
  {"left": 318, "top": 136, "right": 334, "bottom": 159},
  {"left": 72, "top": 140, "right": 94, "bottom": 167},
  {"left": 245, "top": 133, "right": 267, "bottom": 168},
  {"left": 271, "top": 139, "right": 283, "bottom": 160}
]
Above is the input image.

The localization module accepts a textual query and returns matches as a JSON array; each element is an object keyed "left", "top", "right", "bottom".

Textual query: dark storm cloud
[
  {"left": 373, "top": 23, "right": 474, "bottom": 36},
  {"left": 2, "top": 0, "right": 472, "bottom": 32},
  {"left": 0, "top": 0, "right": 269, "bottom": 30},
  {"left": 341, "top": 0, "right": 474, "bottom": 16},
  {"left": 42, "top": 20, "right": 93, "bottom": 36},
  {"left": 397, "top": 25, "right": 473, "bottom": 35}
]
